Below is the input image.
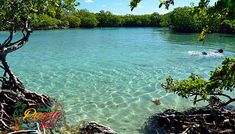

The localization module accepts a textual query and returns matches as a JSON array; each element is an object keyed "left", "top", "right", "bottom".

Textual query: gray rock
[{"left": 80, "top": 121, "right": 117, "bottom": 134}]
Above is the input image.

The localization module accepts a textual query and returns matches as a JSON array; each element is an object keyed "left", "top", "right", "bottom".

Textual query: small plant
[{"left": 162, "top": 58, "right": 235, "bottom": 107}]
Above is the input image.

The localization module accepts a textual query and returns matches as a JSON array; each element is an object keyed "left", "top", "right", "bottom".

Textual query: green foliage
[
  {"left": 187, "top": 0, "right": 235, "bottom": 39},
  {"left": 162, "top": 58, "right": 235, "bottom": 105},
  {"left": 76, "top": 10, "right": 99, "bottom": 28},
  {"left": 96, "top": 11, "right": 122, "bottom": 27},
  {"left": 209, "top": 58, "right": 235, "bottom": 92},
  {"left": 163, "top": 74, "right": 207, "bottom": 99},
  {"left": 0, "top": 7, "right": 170, "bottom": 29},
  {"left": 221, "top": 19, "right": 235, "bottom": 33},
  {"left": 0, "top": 0, "right": 168, "bottom": 29},
  {"left": 0, "top": 0, "right": 35, "bottom": 30},
  {"left": 130, "top": 0, "right": 142, "bottom": 11},
  {"left": 213, "top": 0, "right": 235, "bottom": 19},
  {"left": 130, "top": 0, "right": 174, "bottom": 10},
  {"left": 150, "top": 13, "right": 161, "bottom": 26},
  {"left": 122, "top": 14, "right": 152, "bottom": 27},
  {"left": 80, "top": 17, "right": 99, "bottom": 28},
  {"left": 31, "top": 14, "right": 61, "bottom": 28},
  {"left": 170, "top": 7, "right": 200, "bottom": 32},
  {"left": 30, "top": 0, "right": 78, "bottom": 18},
  {"left": 193, "top": 0, "right": 233, "bottom": 39},
  {"left": 140, "top": 15, "right": 152, "bottom": 26},
  {"left": 130, "top": 0, "right": 235, "bottom": 34},
  {"left": 63, "top": 14, "right": 81, "bottom": 28},
  {"left": 1, "top": 0, "right": 234, "bottom": 31},
  {"left": 0, "top": 0, "right": 78, "bottom": 30},
  {"left": 198, "top": 0, "right": 210, "bottom": 8},
  {"left": 159, "top": 0, "right": 174, "bottom": 9},
  {"left": 169, "top": 6, "right": 223, "bottom": 33}
]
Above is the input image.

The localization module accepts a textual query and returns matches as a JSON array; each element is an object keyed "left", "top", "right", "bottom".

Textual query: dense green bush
[
  {"left": 159, "top": 13, "right": 171, "bottom": 27},
  {"left": 220, "top": 20, "right": 235, "bottom": 33},
  {"left": 150, "top": 13, "right": 161, "bottom": 26},
  {"left": 170, "top": 7, "right": 200, "bottom": 32},
  {"left": 122, "top": 15, "right": 151, "bottom": 27},
  {"left": 58, "top": 20, "right": 69, "bottom": 27},
  {"left": 31, "top": 14, "right": 61, "bottom": 28},
  {"left": 96, "top": 11, "right": 122, "bottom": 27},
  {"left": 63, "top": 15, "right": 81, "bottom": 28},
  {"left": 140, "top": 15, "right": 152, "bottom": 26},
  {"left": 76, "top": 10, "right": 99, "bottom": 28},
  {"left": 80, "top": 17, "right": 99, "bottom": 28}
]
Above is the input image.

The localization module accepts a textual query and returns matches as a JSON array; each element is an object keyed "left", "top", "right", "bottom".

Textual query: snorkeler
[
  {"left": 202, "top": 52, "right": 207, "bottom": 55},
  {"left": 202, "top": 49, "right": 223, "bottom": 55},
  {"left": 216, "top": 49, "right": 224, "bottom": 53}
]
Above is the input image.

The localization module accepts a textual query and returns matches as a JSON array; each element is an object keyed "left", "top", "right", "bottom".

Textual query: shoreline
[
  {"left": 1, "top": 26, "right": 234, "bottom": 35},
  {"left": 32, "top": 26, "right": 235, "bottom": 34}
]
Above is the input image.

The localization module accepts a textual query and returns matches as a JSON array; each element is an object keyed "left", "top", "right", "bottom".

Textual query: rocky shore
[{"left": 143, "top": 106, "right": 235, "bottom": 134}]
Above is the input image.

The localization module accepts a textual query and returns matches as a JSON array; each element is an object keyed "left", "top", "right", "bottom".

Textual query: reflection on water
[{"left": 163, "top": 30, "right": 235, "bottom": 53}]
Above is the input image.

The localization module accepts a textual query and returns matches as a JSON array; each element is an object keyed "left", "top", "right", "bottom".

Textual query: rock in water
[
  {"left": 151, "top": 99, "right": 161, "bottom": 105},
  {"left": 80, "top": 121, "right": 117, "bottom": 134}
]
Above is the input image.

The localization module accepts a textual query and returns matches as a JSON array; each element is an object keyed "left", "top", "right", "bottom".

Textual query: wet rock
[
  {"left": 142, "top": 107, "right": 235, "bottom": 134},
  {"left": 80, "top": 121, "right": 117, "bottom": 134}
]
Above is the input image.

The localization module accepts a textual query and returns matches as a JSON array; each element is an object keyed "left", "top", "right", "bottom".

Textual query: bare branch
[
  {"left": 193, "top": 99, "right": 204, "bottom": 104},
  {"left": 0, "top": 65, "right": 5, "bottom": 70},
  {"left": 2, "top": 30, "right": 14, "bottom": 47},
  {"left": 221, "top": 98, "right": 235, "bottom": 107},
  {"left": 7, "top": 38, "right": 24, "bottom": 48},
  {"left": 5, "top": 40, "right": 26, "bottom": 53},
  {"left": 5, "top": 28, "right": 32, "bottom": 54},
  {"left": 6, "top": 29, "right": 28, "bottom": 47},
  {"left": 216, "top": 93, "right": 232, "bottom": 100}
]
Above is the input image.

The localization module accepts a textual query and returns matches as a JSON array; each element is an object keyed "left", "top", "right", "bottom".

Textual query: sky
[{"left": 78, "top": 0, "right": 217, "bottom": 15}]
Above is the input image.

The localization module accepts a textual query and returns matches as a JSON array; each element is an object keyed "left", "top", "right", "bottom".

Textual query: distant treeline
[
  {"left": 27, "top": 10, "right": 170, "bottom": 29},
  {"left": 1, "top": 7, "right": 234, "bottom": 33}
]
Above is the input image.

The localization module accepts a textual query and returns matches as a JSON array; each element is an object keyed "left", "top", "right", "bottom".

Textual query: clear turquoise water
[{"left": 2, "top": 28, "right": 235, "bottom": 133}]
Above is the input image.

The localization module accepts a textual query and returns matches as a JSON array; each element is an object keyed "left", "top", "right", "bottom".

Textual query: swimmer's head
[
  {"left": 218, "top": 49, "right": 223, "bottom": 53},
  {"left": 202, "top": 52, "right": 207, "bottom": 55}
]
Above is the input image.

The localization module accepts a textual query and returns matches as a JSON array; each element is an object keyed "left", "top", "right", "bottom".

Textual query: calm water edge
[{"left": 2, "top": 28, "right": 235, "bottom": 133}]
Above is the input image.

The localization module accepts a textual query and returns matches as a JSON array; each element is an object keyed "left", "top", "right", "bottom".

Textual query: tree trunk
[{"left": 1, "top": 58, "right": 18, "bottom": 84}]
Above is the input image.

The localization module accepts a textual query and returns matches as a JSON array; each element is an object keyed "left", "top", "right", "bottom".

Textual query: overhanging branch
[
  {"left": 2, "top": 30, "right": 14, "bottom": 47},
  {"left": 190, "top": 92, "right": 235, "bottom": 106},
  {"left": 5, "top": 24, "right": 32, "bottom": 54}
]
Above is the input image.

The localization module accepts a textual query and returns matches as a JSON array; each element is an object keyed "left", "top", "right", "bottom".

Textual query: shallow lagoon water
[{"left": 2, "top": 28, "right": 235, "bottom": 133}]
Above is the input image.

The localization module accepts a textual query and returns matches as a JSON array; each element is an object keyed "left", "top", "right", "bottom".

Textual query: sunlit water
[{"left": 1, "top": 28, "right": 235, "bottom": 133}]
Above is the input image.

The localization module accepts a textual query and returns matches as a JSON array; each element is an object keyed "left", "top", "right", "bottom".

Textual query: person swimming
[
  {"left": 202, "top": 49, "right": 223, "bottom": 55},
  {"left": 202, "top": 52, "right": 207, "bottom": 55},
  {"left": 216, "top": 49, "right": 223, "bottom": 53}
]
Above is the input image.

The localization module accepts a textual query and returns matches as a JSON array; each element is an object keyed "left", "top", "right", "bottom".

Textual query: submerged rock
[
  {"left": 79, "top": 121, "right": 117, "bottom": 134},
  {"left": 61, "top": 121, "right": 117, "bottom": 134}
]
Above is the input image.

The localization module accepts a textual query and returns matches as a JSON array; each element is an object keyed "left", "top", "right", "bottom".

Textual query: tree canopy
[{"left": 0, "top": 0, "right": 78, "bottom": 30}]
